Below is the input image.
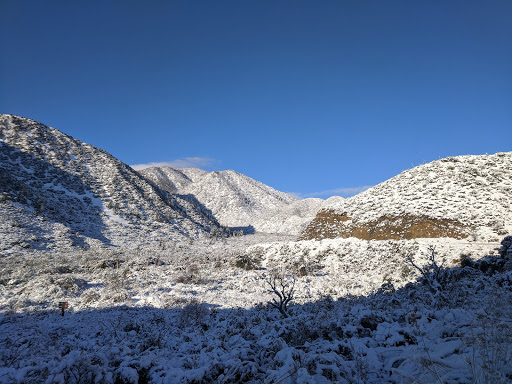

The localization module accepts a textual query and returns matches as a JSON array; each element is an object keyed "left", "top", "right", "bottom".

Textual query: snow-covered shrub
[
  {"left": 464, "top": 317, "right": 512, "bottom": 383},
  {"left": 80, "top": 289, "right": 101, "bottom": 304},
  {"left": 106, "top": 289, "right": 131, "bottom": 304},
  {"left": 456, "top": 254, "right": 508, "bottom": 277},
  {"left": 187, "top": 262, "right": 200, "bottom": 275},
  {"left": 98, "top": 269, "right": 131, "bottom": 304},
  {"left": 240, "top": 246, "right": 265, "bottom": 268},
  {"left": 175, "top": 274, "right": 192, "bottom": 284},
  {"left": 179, "top": 299, "right": 209, "bottom": 328},
  {"left": 59, "top": 354, "right": 103, "bottom": 384},
  {"left": 104, "top": 269, "right": 128, "bottom": 290},
  {"left": 499, "top": 235, "right": 512, "bottom": 258},
  {"left": 54, "top": 277, "right": 87, "bottom": 292},
  {"left": 290, "top": 254, "right": 317, "bottom": 277},
  {"left": 459, "top": 253, "right": 474, "bottom": 268},
  {"left": 175, "top": 263, "right": 205, "bottom": 284},
  {"left": 230, "top": 250, "right": 261, "bottom": 270}
]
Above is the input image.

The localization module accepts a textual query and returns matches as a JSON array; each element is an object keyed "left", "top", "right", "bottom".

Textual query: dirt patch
[{"left": 299, "top": 209, "right": 469, "bottom": 241}]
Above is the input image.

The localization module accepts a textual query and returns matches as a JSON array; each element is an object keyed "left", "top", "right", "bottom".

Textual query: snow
[
  {"left": 103, "top": 207, "right": 129, "bottom": 226},
  {"left": 304, "top": 151, "right": 512, "bottom": 242},
  {"left": 337, "top": 152, "right": 511, "bottom": 230},
  {"left": 0, "top": 114, "right": 223, "bottom": 251},
  {"left": 1, "top": 114, "right": 512, "bottom": 383},
  {"left": 140, "top": 166, "right": 323, "bottom": 234},
  {"left": 1, "top": 234, "right": 511, "bottom": 383},
  {"left": 41, "top": 180, "right": 129, "bottom": 225}
]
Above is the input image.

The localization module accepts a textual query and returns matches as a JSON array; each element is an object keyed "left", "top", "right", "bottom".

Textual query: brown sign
[{"left": 59, "top": 301, "right": 69, "bottom": 316}]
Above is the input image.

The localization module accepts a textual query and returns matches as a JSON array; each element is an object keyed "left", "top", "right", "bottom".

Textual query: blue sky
[{"left": 1, "top": 1, "right": 511, "bottom": 198}]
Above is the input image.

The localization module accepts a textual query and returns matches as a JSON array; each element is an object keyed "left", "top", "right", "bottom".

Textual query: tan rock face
[{"left": 299, "top": 209, "right": 469, "bottom": 241}]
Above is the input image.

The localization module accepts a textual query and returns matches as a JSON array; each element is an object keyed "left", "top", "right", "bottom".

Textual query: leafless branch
[{"left": 266, "top": 272, "right": 296, "bottom": 318}]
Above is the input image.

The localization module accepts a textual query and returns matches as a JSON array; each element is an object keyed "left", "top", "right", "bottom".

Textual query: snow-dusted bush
[
  {"left": 175, "top": 263, "right": 205, "bottom": 284},
  {"left": 179, "top": 299, "right": 209, "bottom": 328},
  {"left": 499, "top": 235, "right": 512, "bottom": 258},
  {"left": 104, "top": 269, "right": 129, "bottom": 293},
  {"left": 80, "top": 289, "right": 101, "bottom": 304},
  {"left": 464, "top": 312, "right": 512, "bottom": 383},
  {"left": 230, "top": 250, "right": 261, "bottom": 270}
]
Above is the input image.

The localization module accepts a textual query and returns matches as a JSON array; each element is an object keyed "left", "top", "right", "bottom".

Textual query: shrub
[
  {"left": 175, "top": 274, "right": 192, "bottom": 284},
  {"left": 231, "top": 251, "right": 260, "bottom": 270},
  {"left": 81, "top": 290, "right": 100, "bottom": 304},
  {"left": 499, "top": 236, "right": 512, "bottom": 258},
  {"left": 175, "top": 263, "right": 204, "bottom": 284},
  {"left": 179, "top": 299, "right": 209, "bottom": 328}
]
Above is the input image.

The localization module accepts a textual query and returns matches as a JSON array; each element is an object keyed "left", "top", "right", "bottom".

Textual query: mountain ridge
[
  {"left": 0, "top": 114, "right": 222, "bottom": 252},
  {"left": 3, "top": 114, "right": 510, "bottom": 248},
  {"left": 140, "top": 166, "right": 323, "bottom": 234}
]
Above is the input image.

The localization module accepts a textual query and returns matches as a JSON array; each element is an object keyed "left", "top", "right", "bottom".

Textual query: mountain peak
[{"left": 140, "top": 166, "right": 298, "bottom": 230}]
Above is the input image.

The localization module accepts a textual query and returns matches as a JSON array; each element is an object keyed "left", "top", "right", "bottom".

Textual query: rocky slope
[
  {"left": 300, "top": 152, "right": 512, "bottom": 241},
  {"left": 0, "top": 114, "right": 222, "bottom": 252},
  {"left": 141, "top": 166, "right": 322, "bottom": 234}
]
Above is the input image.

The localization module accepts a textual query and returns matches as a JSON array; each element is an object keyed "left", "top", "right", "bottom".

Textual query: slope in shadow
[{"left": 0, "top": 141, "right": 112, "bottom": 245}]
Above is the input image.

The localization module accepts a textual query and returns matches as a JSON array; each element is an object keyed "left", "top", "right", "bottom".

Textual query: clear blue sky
[{"left": 1, "top": 1, "right": 511, "bottom": 198}]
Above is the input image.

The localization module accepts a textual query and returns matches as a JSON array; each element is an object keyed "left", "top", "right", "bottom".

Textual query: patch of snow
[{"left": 103, "top": 207, "right": 129, "bottom": 226}]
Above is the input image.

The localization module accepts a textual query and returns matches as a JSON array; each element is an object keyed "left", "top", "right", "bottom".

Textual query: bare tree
[
  {"left": 404, "top": 245, "right": 447, "bottom": 300},
  {"left": 266, "top": 272, "right": 296, "bottom": 318}
]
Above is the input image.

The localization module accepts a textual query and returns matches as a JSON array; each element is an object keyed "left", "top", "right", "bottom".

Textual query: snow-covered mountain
[
  {"left": 141, "top": 166, "right": 321, "bottom": 234},
  {"left": 301, "top": 152, "right": 512, "bottom": 241},
  {"left": 0, "top": 114, "right": 222, "bottom": 252},
  {"left": 250, "top": 196, "right": 346, "bottom": 235},
  {"left": 250, "top": 197, "right": 324, "bottom": 234},
  {"left": 2, "top": 116, "right": 512, "bottom": 384}
]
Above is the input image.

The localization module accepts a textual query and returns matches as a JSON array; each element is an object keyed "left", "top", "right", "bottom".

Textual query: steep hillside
[
  {"left": 0, "top": 114, "right": 221, "bottom": 252},
  {"left": 141, "top": 166, "right": 308, "bottom": 232},
  {"left": 301, "top": 152, "right": 512, "bottom": 241},
  {"left": 137, "top": 166, "right": 194, "bottom": 194},
  {"left": 186, "top": 169, "right": 295, "bottom": 228}
]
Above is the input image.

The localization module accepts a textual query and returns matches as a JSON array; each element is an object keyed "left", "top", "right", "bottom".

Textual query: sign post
[{"left": 59, "top": 301, "right": 69, "bottom": 316}]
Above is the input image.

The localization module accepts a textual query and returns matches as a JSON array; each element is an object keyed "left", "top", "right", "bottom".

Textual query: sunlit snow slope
[
  {"left": 301, "top": 152, "right": 512, "bottom": 242},
  {"left": 140, "top": 166, "right": 324, "bottom": 234}
]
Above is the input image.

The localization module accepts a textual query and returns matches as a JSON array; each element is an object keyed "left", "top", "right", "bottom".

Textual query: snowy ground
[{"left": 1, "top": 234, "right": 511, "bottom": 383}]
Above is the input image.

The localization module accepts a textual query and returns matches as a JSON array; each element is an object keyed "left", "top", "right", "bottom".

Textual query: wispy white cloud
[
  {"left": 131, "top": 157, "right": 216, "bottom": 171},
  {"left": 295, "top": 185, "right": 372, "bottom": 199},
  {"left": 286, "top": 192, "right": 304, "bottom": 200}
]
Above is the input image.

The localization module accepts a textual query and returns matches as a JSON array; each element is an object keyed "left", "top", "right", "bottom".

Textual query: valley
[{"left": 1, "top": 115, "right": 511, "bottom": 383}]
